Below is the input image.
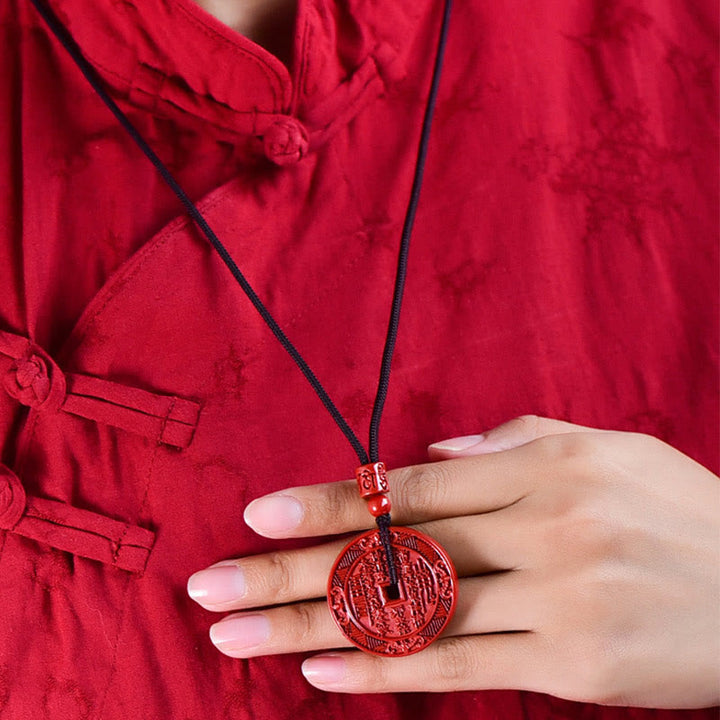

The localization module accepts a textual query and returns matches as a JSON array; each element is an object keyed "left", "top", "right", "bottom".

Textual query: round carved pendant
[{"left": 327, "top": 526, "right": 458, "bottom": 656}]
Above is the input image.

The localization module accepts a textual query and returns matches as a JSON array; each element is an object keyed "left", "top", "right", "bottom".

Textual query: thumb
[{"left": 427, "top": 414, "right": 594, "bottom": 459}]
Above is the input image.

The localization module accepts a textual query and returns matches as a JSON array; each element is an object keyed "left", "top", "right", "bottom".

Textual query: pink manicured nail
[
  {"left": 243, "top": 494, "right": 304, "bottom": 535},
  {"left": 428, "top": 434, "right": 485, "bottom": 452},
  {"left": 187, "top": 565, "right": 245, "bottom": 604},
  {"left": 301, "top": 654, "right": 347, "bottom": 687},
  {"left": 209, "top": 614, "right": 270, "bottom": 652}
]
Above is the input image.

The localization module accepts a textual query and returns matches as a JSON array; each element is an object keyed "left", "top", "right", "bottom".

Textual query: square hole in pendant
[{"left": 381, "top": 582, "right": 404, "bottom": 605}]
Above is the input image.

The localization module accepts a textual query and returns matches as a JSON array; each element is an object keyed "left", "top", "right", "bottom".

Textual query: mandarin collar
[{"left": 45, "top": 0, "right": 433, "bottom": 155}]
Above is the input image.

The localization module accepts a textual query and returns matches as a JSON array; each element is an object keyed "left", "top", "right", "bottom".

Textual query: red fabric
[{"left": 0, "top": 0, "right": 718, "bottom": 717}]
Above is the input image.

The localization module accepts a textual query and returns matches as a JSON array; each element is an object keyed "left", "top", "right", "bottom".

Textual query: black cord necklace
[{"left": 29, "top": 0, "right": 457, "bottom": 656}]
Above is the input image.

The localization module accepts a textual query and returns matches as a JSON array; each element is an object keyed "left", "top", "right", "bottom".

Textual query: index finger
[{"left": 243, "top": 442, "right": 542, "bottom": 538}]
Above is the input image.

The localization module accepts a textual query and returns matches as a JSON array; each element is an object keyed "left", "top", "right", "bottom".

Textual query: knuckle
[
  {"left": 583, "top": 514, "right": 624, "bottom": 557},
  {"left": 287, "top": 602, "right": 317, "bottom": 644},
  {"left": 354, "top": 655, "right": 390, "bottom": 693},
  {"left": 629, "top": 430, "right": 663, "bottom": 450},
  {"left": 622, "top": 431, "right": 667, "bottom": 470},
  {"left": 543, "top": 432, "right": 601, "bottom": 467},
  {"left": 549, "top": 567, "right": 634, "bottom": 678},
  {"left": 538, "top": 432, "right": 621, "bottom": 491},
  {"left": 549, "top": 506, "right": 623, "bottom": 560},
  {"left": 389, "top": 466, "right": 419, "bottom": 513},
  {"left": 582, "top": 562, "right": 636, "bottom": 628},
  {"left": 322, "top": 482, "right": 353, "bottom": 528},
  {"left": 431, "top": 637, "right": 476, "bottom": 689},
  {"left": 263, "top": 551, "right": 295, "bottom": 599},
  {"left": 394, "top": 463, "right": 452, "bottom": 518},
  {"left": 543, "top": 595, "right": 628, "bottom": 705},
  {"left": 573, "top": 645, "right": 624, "bottom": 704},
  {"left": 569, "top": 508, "right": 614, "bottom": 547},
  {"left": 515, "top": 414, "right": 543, "bottom": 436},
  {"left": 536, "top": 487, "right": 630, "bottom": 568}
]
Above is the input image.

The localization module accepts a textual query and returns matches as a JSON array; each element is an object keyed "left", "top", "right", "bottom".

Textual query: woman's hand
[{"left": 186, "top": 416, "right": 720, "bottom": 708}]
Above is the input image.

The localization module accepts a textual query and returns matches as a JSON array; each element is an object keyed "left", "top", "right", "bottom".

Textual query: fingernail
[
  {"left": 187, "top": 565, "right": 246, "bottom": 604},
  {"left": 428, "top": 433, "right": 485, "bottom": 452},
  {"left": 244, "top": 494, "right": 304, "bottom": 535},
  {"left": 301, "top": 654, "right": 347, "bottom": 687},
  {"left": 209, "top": 614, "right": 270, "bottom": 652}
]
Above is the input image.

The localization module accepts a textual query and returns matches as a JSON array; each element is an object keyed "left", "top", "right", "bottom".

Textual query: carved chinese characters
[{"left": 327, "top": 527, "right": 458, "bottom": 656}]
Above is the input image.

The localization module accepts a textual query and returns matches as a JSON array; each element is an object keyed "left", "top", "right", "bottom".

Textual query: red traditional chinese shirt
[{"left": 0, "top": 0, "right": 717, "bottom": 718}]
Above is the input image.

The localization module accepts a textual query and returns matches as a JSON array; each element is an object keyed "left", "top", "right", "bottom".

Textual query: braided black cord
[
  {"left": 368, "top": 0, "right": 453, "bottom": 464},
  {"left": 372, "top": 0, "right": 453, "bottom": 595}
]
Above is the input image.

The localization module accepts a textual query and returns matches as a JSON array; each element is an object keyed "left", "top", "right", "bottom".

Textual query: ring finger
[{"left": 209, "top": 569, "right": 542, "bottom": 658}]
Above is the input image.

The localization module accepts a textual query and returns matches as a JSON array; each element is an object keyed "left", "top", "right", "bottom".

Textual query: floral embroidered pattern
[{"left": 515, "top": 103, "right": 686, "bottom": 244}]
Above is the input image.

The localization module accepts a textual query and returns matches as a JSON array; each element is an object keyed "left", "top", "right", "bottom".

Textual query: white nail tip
[{"left": 429, "top": 434, "right": 485, "bottom": 452}]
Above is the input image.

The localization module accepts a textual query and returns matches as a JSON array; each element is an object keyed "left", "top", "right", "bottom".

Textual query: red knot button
[
  {"left": 0, "top": 465, "right": 26, "bottom": 530},
  {"left": 3, "top": 354, "right": 51, "bottom": 407},
  {"left": 262, "top": 118, "right": 309, "bottom": 166}
]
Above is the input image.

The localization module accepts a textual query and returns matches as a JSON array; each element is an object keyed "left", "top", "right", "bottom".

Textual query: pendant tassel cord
[
  {"left": 370, "top": 0, "right": 453, "bottom": 596},
  {"left": 368, "top": 0, "right": 453, "bottom": 464},
  {"left": 376, "top": 514, "right": 399, "bottom": 598}
]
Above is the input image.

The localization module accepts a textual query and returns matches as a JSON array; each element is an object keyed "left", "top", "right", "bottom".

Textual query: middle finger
[{"left": 187, "top": 508, "right": 528, "bottom": 613}]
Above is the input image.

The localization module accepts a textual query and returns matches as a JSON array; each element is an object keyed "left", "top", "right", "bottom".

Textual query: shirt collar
[{"left": 48, "top": 0, "right": 431, "bottom": 140}]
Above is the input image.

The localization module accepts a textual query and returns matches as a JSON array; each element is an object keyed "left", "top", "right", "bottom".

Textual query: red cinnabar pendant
[{"left": 327, "top": 463, "right": 459, "bottom": 657}]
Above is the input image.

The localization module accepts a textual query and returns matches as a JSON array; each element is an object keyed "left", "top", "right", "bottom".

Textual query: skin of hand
[{"left": 186, "top": 415, "right": 720, "bottom": 708}]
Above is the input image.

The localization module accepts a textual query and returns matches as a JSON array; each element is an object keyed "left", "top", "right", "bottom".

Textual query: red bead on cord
[
  {"left": 355, "top": 462, "right": 391, "bottom": 518},
  {"left": 355, "top": 462, "right": 389, "bottom": 497},
  {"left": 366, "top": 494, "right": 391, "bottom": 517}
]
